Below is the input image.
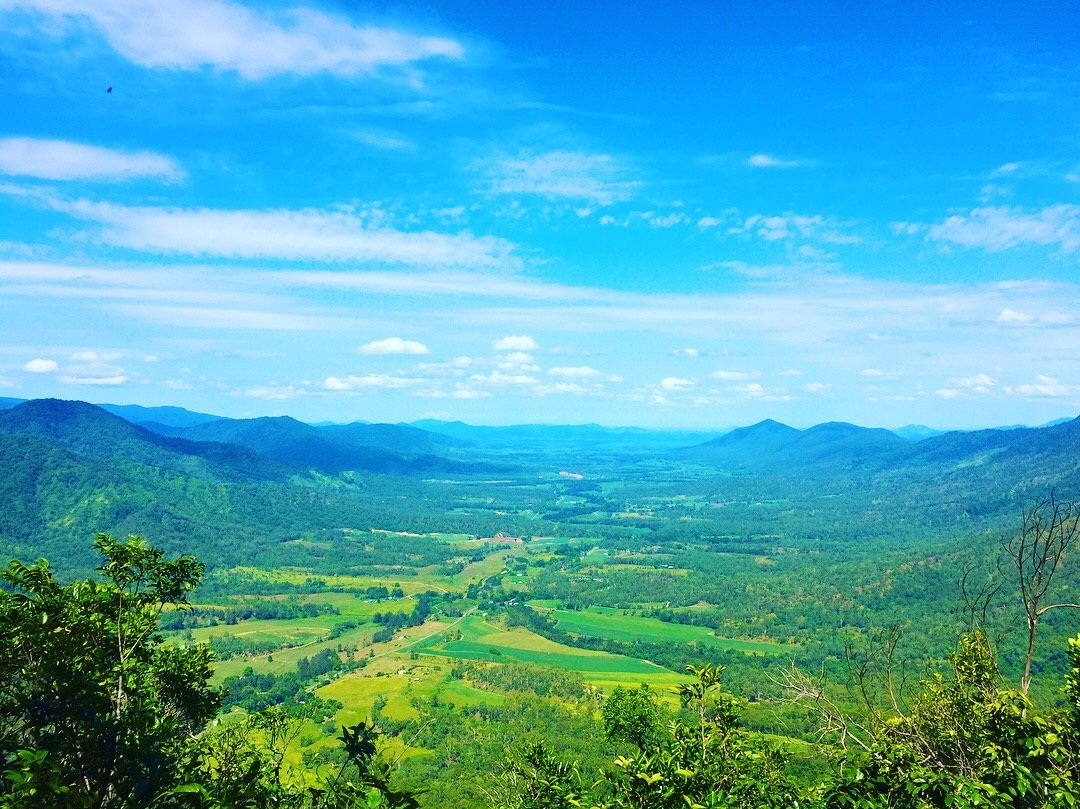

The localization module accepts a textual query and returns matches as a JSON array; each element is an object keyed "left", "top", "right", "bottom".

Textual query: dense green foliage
[
  {"left": 0, "top": 534, "right": 219, "bottom": 806},
  {"left": 0, "top": 536, "right": 420, "bottom": 808},
  {"left": 493, "top": 640, "right": 1080, "bottom": 808}
]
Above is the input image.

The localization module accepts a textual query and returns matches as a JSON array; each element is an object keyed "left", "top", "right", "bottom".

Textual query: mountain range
[{"left": 1, "top": 397, "right": 1077, "bottom": 574}]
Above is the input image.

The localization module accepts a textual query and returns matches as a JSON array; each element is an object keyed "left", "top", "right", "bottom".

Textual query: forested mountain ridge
[
  {"left": 681, "top": 415, "right": 1080, "bottom": 485},
  {"left": 0, "top": 399, "right": 287, "bottom": 482},
  {"left": 0, "top": 399, "right": 533, "bottom": 573},
  {"left": 97, "top": 401, "right": 225, "bottom": 429},
  {"left": 151, "top": 414, "right": 484, "bottom": 475}
]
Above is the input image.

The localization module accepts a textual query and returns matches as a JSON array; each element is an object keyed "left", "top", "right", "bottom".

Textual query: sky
[{"left": 1, "top": 0, "right": 1078, "bottom": 430}]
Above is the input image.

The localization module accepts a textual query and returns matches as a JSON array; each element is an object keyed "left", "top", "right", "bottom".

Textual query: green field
[
  {"left": 545, "top": 606, "right": 790, "bottom": 655},
  {"left": 420, "top": 614, "right": 669, "bottom": 675}
]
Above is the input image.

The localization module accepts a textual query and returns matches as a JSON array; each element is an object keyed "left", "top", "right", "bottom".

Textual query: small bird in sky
[{"left": 106, "top": 86, "right": 112, "bottom": 93}]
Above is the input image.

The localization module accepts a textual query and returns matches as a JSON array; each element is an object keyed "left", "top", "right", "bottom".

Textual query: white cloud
[
  {"left": 47, "top": 198, "right": 517, "bottom": 268},
  {"left": 804, "top": 382, "right": 830, "bottom": 393},
  {"left": 59, "top": 373, "right": 128, "bottom": 385},
  {"left": 357, "top": 337, "right": 429, "bottom": 355},
  {"left": 746, "top": 153, "right": 808, "bottom": 169},
  {"left": 646, "top": 212, "right": 687, "bottom": 228},
  {"left": 533, "top": 381, "right": 589, "bottom": 395},
  {"left": 237, "top": 383, "right": 310, "bottom": 400},
  {"left": 731, "top": 212, "right": 855, "bottom": 244},
  {"left": 947, "top": 373, "right": 996, "bottom": 393},
  {"left": 413, "top": 384, "right": 492, "bottom": 400},
  {"left": 57, "top": 359, "right": 129, "bottom": 386},
  {"left": 671, "top": 347, "right": 701, "bottom": 357},
  {"left": 499, "top": 351, "right": 535, "bottom": 366},
  {"left": 997, "top": 308, "right": 1033, "bottom": 324},
  {"left": 1004, "top": 375, "right": 1076, "bottom": 399},
  {"left": 108, "top": 303, "right": 354, "bottom": 331},
  {"left": 481, "top": 150, "right": 638, "bottom": 205},
  {"left": 0, "top": 137, "right": 182, "bottom": 182},
  {"left": 24, "top": 358, "right": 58, "bottom": 373},
  {"left": 470, "top": 370, "right": 537, "bottom": 386},
  {"left": 779, "top": 368, "right": 802, "bottom": 377},
  {"left": 729, "top": 382, "right": 765, "bottom": 397},
  {"left": 994, "top": 307, "right": 1073, "bottom": 327},
  {"left": 547, "top": 366, "right": 601, "bottom": 378},
  {"left": 660, "top": 376, "right": 695, "bottom": 391},
  {"left": 711, "top": 369, "right": 759, "bottom": 381},
  {"left": 927, "top": 205, "right": 1080, "bottom": 252},
  {"left": 70, "top": 349, "right": 122, "bottom": 362},
  {"left": 323, "top": 373, "right": 424, "bottom": 391},
  {"left": 354, "top": 130, "right": 414, "bottom": 151},
  {"left": 5, "top": 0, "right": 465, "bottom": 80},
  {"left": 492, "top": 335, "right": 538, "bottom": 351},
  {"left": 164, "top": 378, "right": 193, "bottom": 390}
]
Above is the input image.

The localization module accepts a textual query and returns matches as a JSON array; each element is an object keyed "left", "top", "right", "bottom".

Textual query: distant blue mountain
[
  {"left": 165, "top": 415, "right": 488, "bottom": 476},
  {"left": 680, "top": 419, "right": 906, "bottom": 473},
  {"left": 0, "top": 397, "right": 26, "bottom": 410},
  {"left": 410, "top": 419, "right": 711, "bottom": 451},
  {"left": 680, "top": 415, "right": 1080, "bottom": 482},
  {"left": 97, "top": 402, "right": 226, "bottom": 429},
  {"left": 893, "top": 424, "right": 947, "bottom": 440}
]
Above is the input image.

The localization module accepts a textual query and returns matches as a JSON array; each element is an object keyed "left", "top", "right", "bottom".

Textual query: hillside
[
  {"left": 163, "top": 415, "right": 489, "bottom": 475},
  {"left": 0, "top": 399, "right": 284, "bottom": 482},
  {"left": 680, "top": 416, "right": 1080, "bottom": 492}
]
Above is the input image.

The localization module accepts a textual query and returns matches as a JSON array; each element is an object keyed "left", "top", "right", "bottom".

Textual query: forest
[{"left": 2, "top": 398, "right": 1080, "bottom": 806}]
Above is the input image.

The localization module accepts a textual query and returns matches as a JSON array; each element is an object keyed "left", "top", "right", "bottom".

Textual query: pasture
[
  {"left": 419, "top": 614, "right": 670, "bottom": 677},
  {"left": 544, "top": 605, "right": 789, "bottom": 655}
]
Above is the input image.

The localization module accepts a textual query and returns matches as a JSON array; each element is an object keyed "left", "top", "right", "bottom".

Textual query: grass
[
  {"left": 318, "top": 657, "right": 506, "bottom": 725},
  {"left": 420, "top": 614, "right": 667, "bottom": 675},
  {"left": 545, "top": 606, "right": 790, "bottom": 655},
  {"left": 173, "top": 591, "right": 418, "bottom": 680}
]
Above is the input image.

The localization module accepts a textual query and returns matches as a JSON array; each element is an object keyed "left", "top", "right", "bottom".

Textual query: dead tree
[{"left": 1001, "top": 491, "right": 1080, "bottom": 695}]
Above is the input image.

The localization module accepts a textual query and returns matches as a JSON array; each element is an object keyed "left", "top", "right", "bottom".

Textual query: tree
[
  {"left": 601, "top": 684, "right": 660, "bottom": 749},
  {"left": 1001, "top": 492, "right": 1080, "bottom": 695},
  {"left": 0, "top": 535, "right": 421, "bottom": 808},
  {"left": 0, "top": 533, "right": 220, "bottom": 807},
  {"left": 493, "top": 664, "right": 804, "bottom": 809},
  {"left": 825, "top": 631, "right": 1080, "bottom": 808}
]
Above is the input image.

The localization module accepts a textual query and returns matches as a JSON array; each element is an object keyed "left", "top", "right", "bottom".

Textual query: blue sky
[{"left": 1, "top": 0, "right": 1078, "bottom": 429}]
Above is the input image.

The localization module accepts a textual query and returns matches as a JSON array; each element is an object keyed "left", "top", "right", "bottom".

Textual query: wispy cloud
[
  {"left": 547, "top": 365, "right": 599, "bottom": 378},
  {"left": 353, "top": 129, "right": 415, "bottom": 151},
  {"left": 480, "top": 150, "right": 638, "bottom": 205},
  {"left": 711, "top": 369, "right": 759, "bottom": 381},
  {"left": 42, "top": 197, "right": 519, "bottom": 268},
  {"left": 916, "top": 205, "right": 1080, "bottom": 252},
  {"left": 324, "top": 373, "right": 426, "bottom": 391},
  {"left": 746, "top": 153, "right": 809, "bottom": 169},
  {"left": 1004, "top": 375, "right": 1076, "bottom": 399},
  {"left": 3, "top": 0, "right": 465, "bottom": 80},
  {"left": 0, "top": 137, "right": 182, "bottom": 182},
  {"left": 946, "top": 373, "right": 996, "bottom": 393},
  {"left": 730, "top": 213, "right": 859, "bottom": 244}
]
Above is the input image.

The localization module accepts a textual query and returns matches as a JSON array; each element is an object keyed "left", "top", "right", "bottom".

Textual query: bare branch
[{"left": 1002, "top": 491, "right": 1080, "bottom": 694}]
